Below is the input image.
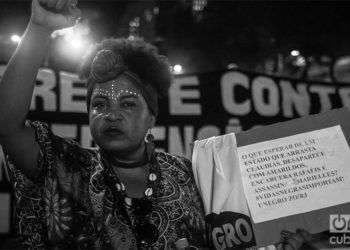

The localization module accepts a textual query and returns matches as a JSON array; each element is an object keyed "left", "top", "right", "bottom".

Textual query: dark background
[{"left": 1, "top": 0, "right": 350, "bottom": 80}]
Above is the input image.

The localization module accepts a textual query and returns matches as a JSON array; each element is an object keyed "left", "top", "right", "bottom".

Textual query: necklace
[
  {"left": 100, "top": 146, "right": 160, "bottom": 246},
  {"left": 112, "top": 164, "right": 158, "bottom": 206},
  {"left": 101, "top": 147, "right": 159, "bottom": 203}
]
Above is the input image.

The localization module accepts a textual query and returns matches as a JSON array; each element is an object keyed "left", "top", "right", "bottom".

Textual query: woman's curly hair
[{"left": 79, "top": 37, "right": 172, "bottom": 112}]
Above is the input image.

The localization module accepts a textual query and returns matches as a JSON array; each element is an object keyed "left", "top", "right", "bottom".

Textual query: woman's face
[{"left": 89, "top": 74, "right": 155, "bottom": 153}]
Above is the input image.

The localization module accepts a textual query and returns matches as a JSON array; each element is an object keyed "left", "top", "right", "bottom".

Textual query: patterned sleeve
[
  {"left": 6, "top": 120, "right": 95, "bottom": 249},
  {"left": 174, "top": 155, "right": 208, "bottom": 248}
]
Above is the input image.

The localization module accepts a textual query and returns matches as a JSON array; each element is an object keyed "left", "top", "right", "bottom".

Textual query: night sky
[{"left": 1, "top": 0, "right": 350, "bottom": 73}]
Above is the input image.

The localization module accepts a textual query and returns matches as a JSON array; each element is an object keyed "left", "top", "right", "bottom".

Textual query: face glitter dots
[{"left": 92, "top": 80, "right": 141, "bottom": 104}]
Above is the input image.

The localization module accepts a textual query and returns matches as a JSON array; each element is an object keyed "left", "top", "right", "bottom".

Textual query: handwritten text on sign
[{"left": 237, "top": 126, "right": 350, "bottom": 224}]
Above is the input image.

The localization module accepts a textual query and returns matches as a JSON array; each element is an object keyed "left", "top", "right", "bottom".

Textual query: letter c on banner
[{"left": 221, "top": 72, "right": 251, "bottom": 115}]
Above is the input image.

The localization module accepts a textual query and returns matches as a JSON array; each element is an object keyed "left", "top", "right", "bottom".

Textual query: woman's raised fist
[{"left": 30, "top": 0, "right": 81, "bottom": 32}]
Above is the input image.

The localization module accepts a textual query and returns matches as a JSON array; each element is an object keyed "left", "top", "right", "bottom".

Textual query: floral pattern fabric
[{"left": 7, "top": 121, "right": 207, "bottom": 249}]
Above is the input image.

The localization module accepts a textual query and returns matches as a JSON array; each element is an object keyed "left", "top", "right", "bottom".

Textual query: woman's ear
[{"left": 148, "top": 114, "right": 156, "bottom": 128}]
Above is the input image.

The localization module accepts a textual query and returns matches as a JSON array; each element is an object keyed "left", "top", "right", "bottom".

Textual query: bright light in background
[
  {"left": 227, "top": 63, "right": 238, "bottom": 69},
  {"left": 173, "top": 64, "right": 183, "bottom": 74},
  {"left": 70, "top": 37, "right": 84, "bottom": 49},
  {"left": 128, "top": 35, "right": 135, "bottom": 41},
  {"left": 290, "top": 50, "right": 300, "bottom": 57},
  {"left": 193, "top": 0, "right": 207, "bottom": 12},
  {"left": 52, "top": 21, "right": 92, "bottom": 60},
  {"left": 11, "top": 34, "right": 21, "bottom": 43},
  {"left": 295, "top": 56, "right": 306, "bottom": 67},
  {"left": 61, "top": 32, "right": 90, "bottom": 57}
]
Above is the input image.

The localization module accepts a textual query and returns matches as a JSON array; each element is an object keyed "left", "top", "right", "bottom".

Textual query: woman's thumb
[{"left": 32, "top": 0, "right": 47, "bottom": 13}]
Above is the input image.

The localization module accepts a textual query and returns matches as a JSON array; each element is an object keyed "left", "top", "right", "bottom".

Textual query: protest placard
[
  {"left": 236, "top": 107, "right": 350, "bottom": 247},
  {"left": 238, "top": 125, "right": 350, "bottom": 224}
]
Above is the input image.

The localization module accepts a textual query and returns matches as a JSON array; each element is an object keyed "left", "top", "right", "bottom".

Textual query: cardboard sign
[{"left": 236, "top": 107, "right": 350, "bottom": 247}]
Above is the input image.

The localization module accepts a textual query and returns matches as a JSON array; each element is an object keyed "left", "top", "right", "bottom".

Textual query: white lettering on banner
[
  {"left": 221, "top": 71, "right": 251, "bottom": 115},
  {"left": 252, "top": 76, "right": 279, "bottom": 116},
  {"left": 51, "top": 124, "right": 77, "bottom": 139},
  {"left": 280, "top": 81, "right": 310, "bottom": 117},
  {"left": 50, "top": 124, "right": 94, "bottom": 148},
  {"left": 81, "top": 125, "right": 93, "bottom": 148},
  {"left": 45, "top": 123, "right": 202, "bottom": 158},
  {"left": 309, "top": 85, "right": 335, "bottom": 112},
  {"left": 169, "top": 76, "right": 201, "bottom": 115},
  {"left": 197, "top": 125, "right": 220, "bottom": 140},
  {"left": 60, "top": 71, "right": 87, "bottom": 112},
  {"left": 3, "top": 65, "right": 350, "bottom": 159},
  {"left": 339, "top": 87, "right": 350, "bottom": 108},
  {"left": 168, "top": 126, "right": 194, "bottom": 157},
  {"left": 152, "top": 126, "right": 166, "bottom": 152},
  {"left": 30, "top": 68, "right": 57, "bottom": 111},
  {"left": 225, "top": 118, "right": 242, "bottom": 134}
]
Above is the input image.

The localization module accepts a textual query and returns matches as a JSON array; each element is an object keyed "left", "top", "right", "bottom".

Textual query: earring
[{"left": 145, "top": 129, "right": 154, "bottom": 143}]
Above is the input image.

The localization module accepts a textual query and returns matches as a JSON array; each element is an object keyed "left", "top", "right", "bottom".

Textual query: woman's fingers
[
  {"left": 46, "top": 0, "right": 57, "bottom": 8},
  {"left": 296, "top": 229, "right": 312, "bottom": 242},
  {"left": 55, "top": 0, "right": 68, "bottom": 11},
  {"left": 68, "top": 4, "right": 81, "bottom": 19},
  {"left": 63, "top": 15, "right": 80, "bottom": 28},
  {"left": 31, "top": 0, "right": 81, "bottom": 31},
  {"left": 70, "top": 0, "right": 78, "bottom": 6},
  {"left": 280, "top": 230, "right": 307, "bottom": 250},
  {"left": 34, "top": 0, "right": 68, "bottom": 14}
]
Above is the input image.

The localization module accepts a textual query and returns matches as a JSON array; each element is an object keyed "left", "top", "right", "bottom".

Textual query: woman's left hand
[{"left": 276, "top": 229, "right": 312, "bottom": 250}]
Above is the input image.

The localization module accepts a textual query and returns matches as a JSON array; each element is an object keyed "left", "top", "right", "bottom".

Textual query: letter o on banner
[
  {"left": 235, "top": 218, "right": 253, "bottom": 243},
  {"left": 252, "top": 76, "right": 279, "bottom": 116}
]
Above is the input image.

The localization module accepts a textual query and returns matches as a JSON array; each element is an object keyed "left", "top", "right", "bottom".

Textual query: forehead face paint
[{"left": 92, "top": 80, "right": 141, "bottom": 104}]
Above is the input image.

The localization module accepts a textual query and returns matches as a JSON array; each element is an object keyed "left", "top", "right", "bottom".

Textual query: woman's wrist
[
  {"left": 27, "top": 20, "right": 53, "bottom": 38},
  {"left": 19, "top": 21, "right": 52, "bottom": 53},
  {"left": 11, "top": 21, "right": 52, "bottom": 60}
]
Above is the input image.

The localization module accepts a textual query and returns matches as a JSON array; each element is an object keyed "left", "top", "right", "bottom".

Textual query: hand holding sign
[{"left": 276, "top": 229, "right": 312, "bottom": 250}]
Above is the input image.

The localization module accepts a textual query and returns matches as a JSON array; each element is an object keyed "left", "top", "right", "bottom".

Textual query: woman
[
  {"left": 0, "top": 0, "right": 206, "bottom": 249},
  {"left": 0, "top": 0, "right": 315, "bottom": 249}
]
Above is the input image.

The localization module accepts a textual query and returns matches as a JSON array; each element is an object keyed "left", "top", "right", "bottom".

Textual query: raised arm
[{"left": 0, "top": 0, "right": 80, "bottom": 178}]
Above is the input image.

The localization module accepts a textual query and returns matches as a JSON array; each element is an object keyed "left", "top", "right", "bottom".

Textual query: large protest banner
[{"left": 1, "top": 65, "right": 350, "bottom": 159}]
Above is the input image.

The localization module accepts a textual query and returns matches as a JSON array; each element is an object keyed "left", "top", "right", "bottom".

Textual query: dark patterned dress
[{"left": 6, "top": 121, "right": 207, "bottom": 249}]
